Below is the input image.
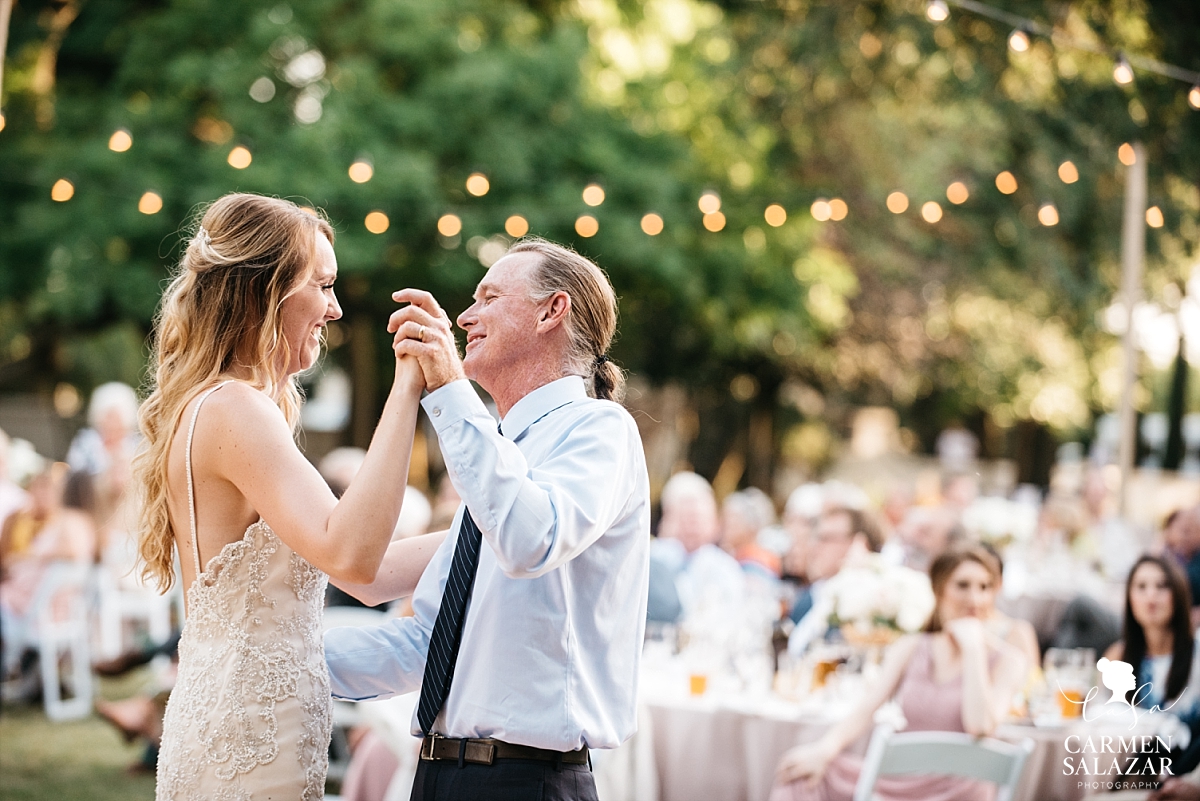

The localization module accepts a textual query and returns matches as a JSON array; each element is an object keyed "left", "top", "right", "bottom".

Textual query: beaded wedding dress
[{"left": 156, "top": 384, "right": 332, "bottom": 800}]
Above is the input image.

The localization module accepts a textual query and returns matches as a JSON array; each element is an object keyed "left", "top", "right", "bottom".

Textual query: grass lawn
[{"left": 0, "top": 672, "right": 156, "bottom": 801}]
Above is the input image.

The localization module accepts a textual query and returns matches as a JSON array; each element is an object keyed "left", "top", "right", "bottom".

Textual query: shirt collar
[{"left": 499, "top": 376, "right": 587, "bottom": 441}]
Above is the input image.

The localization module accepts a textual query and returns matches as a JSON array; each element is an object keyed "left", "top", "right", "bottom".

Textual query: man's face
[
  {"left": 806, "top": 511, "right": 855, "bottom": 581},
  {"left": 660, "top": 499, "right": 720, "bottom": 553},
  {"left": 1182, "top": 508, "right": 1200, "bottom": 555},
  {"left": 457, "top": 252, "right": 544, "bottom": 391}
]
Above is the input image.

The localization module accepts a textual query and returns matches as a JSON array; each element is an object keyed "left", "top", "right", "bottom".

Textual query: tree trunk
[
  {"left": 349, "top": 315, "right": 377, "bottom": 449},
  {"left": 1165, "top": 336, "right": 1188, "bottom": 470}
]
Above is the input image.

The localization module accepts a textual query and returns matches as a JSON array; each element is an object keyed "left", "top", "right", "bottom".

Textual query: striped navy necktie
[
  {"left": 416, "top": 507, "right": 484, "bottom": 734},
  {"left": 416, "top": 421, "right": 500, "bottom": 734}
]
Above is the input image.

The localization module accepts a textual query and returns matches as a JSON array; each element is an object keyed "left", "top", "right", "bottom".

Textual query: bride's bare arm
[
  {"left": 331, "top": 529, "right": 448, "bottom": 606},
  {"left": 203, "top": 358, "right": 424, "bottom": 583}
]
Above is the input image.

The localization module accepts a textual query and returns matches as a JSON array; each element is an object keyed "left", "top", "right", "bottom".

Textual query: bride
[{"left": 134, "top": 193, "right": 438, "bottom": 800}]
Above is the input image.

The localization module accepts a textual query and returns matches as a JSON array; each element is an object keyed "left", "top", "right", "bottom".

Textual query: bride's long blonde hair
[{"left": 134, "top": 193, "right": 334, "bottom": 591}]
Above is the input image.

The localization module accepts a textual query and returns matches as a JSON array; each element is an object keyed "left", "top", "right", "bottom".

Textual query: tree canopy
[{"left": 1, "top": 0, "right": 1197, "bottom": 485}]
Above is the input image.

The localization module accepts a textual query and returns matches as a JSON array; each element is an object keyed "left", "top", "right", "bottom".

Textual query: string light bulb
[
  {"left": 0, "top": 111, "right": 6, "bottom": 132},
  {"left": 365, "top": 211, "right": 390, "bottom": 234},
  {"left": 828, "top": 198, "right": 848, "bottom": 221},
  {"left": 1008, "top": 29, "right": 1030, "bottom": 53},
  {"left": 886, "top": 192, "right": 909, "bottom": 214},
  {"left": 925, "top": 0, "right": 949, "bottom": 23},
  {"left": 108, "top": 129, "right": 133, "bottom": 152},
  {"left": 1118, "top": 143, "right": 1137, "bottom": 166},
  {"left": 698, "top": 192, "right": 721, "bottom": 214},
  {"left": 921, "top": 201, "right": 943, "bottom": 223},
  {"left": 465, "top": 173, "right": 490, "bottom": 196},
  {"left": 575, "top": 215, "right": 599, "bottom": 237},
  {"left": 1189, "top": 85, "right": 1200, "bottom": 110},
  {"left": 505, "top": 215, "right": 529, "bottom": 237},
  {"left": 764, "top": 204, "right": 787, "bottom": 227},
  {"left": 227, "top": 146, "right": 252, "bottom": 169},
  {"left": 810, "top": 199, "right": 832, "bottom": 222},
  {"left": 51, "top": 179, "right": 75, "bottom": 202},
  {"left": 946, "top": 182, "right": 969, "bottom": 205},
  {"left": 1037, "top": 203, "right": 1059, "bottom": 226},
  {"left": 138, "top": 191, "right": 163, "bottom": 215},
  {"left": 1058, "top": 161, "right": 1079, "bottom": 184},
  {"left": 582, "top": 184, "right": 605, "bottom": 207},
  {"left": 348, "top": 160, "right": 374, "bottom": 183},
  {"left": 641, "top": 213, "right": 664, "bottom": 236},
  {"left": 1113, "top": 54, "right": 1134, "bottom": 86},
  {"left": 1146, "top": 206, "right": 1164, "bottom": 228},
  {"left": 995, "top": 171, "right": 1018, "bottom": 194},
  {"left": 702, "top": 211, "right": 725, "bottom": 232},
  {"left": 437, "top": 214, "right": 462, "bottom": 237}
]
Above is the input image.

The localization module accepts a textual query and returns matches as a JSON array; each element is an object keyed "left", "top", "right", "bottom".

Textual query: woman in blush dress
[
  {"left": 770, "top": 544, "right": 1028, "bottom": 801},
  {"left": 135, "top": 193, "right": 443, "bottom": 801}
]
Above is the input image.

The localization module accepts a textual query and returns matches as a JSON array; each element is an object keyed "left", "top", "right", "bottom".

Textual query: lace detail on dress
[{"left": 156, "top": 522, "right": 330, "bottom": 800}]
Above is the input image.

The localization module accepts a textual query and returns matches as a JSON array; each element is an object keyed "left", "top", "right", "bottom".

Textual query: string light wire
[{"left": 936, "top": 0, "right": 1200, "bottom": 87}]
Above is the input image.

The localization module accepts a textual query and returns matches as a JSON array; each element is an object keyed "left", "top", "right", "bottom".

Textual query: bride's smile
[{"left": 280, "top": 233, "right": 342, "bottom": 376}]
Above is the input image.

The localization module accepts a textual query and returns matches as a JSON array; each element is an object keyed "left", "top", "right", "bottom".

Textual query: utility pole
[{"left": 1117, "top": 142, "right": 1147, "bottom": 518}]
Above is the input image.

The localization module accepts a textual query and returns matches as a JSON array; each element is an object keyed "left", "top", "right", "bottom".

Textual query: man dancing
[{"left": 325, "top": 238, "right": 650, "bottom": 801}]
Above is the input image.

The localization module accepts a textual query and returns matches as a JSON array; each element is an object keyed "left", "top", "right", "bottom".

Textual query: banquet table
[
  {"left": 352, "top": 669, "right": 1148, "bottom": 801},
  {"left": 629, "top": 666, "right": 1136, "bottom": 801}
]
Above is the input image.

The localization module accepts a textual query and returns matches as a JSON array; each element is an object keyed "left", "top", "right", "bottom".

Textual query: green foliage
[{"left": 1, "top": 0, "right": 1198, "bottom": 472}]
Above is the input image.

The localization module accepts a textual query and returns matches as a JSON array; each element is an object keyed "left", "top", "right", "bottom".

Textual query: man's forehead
[{"left": 475, "top": 251, "right": 537, "bottom": 294}]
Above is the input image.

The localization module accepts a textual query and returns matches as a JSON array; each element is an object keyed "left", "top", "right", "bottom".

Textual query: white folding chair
[
  {"left": 322, "top": 606, "right": 390, "bottom": 783},
  {"left": 853, "top": 723, "right": 1035, "bottom": 801},
  {"left": 26, "top": 562, "right": 96, "bottom": 721},
  {"left": 95, "top": 567, "right": 181, "bottom": 659}
]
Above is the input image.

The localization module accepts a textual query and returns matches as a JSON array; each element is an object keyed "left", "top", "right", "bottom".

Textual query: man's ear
[{"left": 536, "top": 291, "right": 571, "bottom": 333}]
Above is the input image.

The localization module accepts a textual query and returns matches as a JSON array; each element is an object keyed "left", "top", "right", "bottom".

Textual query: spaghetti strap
[{"left": 185, "top": 381, "right": 233, "bottom": 579}]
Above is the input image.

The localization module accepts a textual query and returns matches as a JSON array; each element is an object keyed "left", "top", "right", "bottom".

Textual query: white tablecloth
[{"left": 351, "top": 672, "right": 1131, "bottom": 801}]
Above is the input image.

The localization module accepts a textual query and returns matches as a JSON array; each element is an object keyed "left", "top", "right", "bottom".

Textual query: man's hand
[{"left": 388, "top": 288, "right": 466, "bottom": 392}]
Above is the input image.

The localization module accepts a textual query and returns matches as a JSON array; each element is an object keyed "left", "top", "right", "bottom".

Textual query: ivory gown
[{"left": 156, "top": 384, "right": 332, "bottom": 800}]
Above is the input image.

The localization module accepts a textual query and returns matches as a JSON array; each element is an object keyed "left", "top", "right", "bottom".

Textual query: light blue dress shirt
[{"left": 324, "top": 376, "right": 651, "bottom": 751}]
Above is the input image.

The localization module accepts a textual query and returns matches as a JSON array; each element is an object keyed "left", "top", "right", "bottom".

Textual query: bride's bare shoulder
[{"left": 191, "top": 382, "right": 290, "bottom": 446}]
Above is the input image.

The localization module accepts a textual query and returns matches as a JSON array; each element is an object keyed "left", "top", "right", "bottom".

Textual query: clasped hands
[{"left": 387, "top": 288, "right": 466, "bottom": 395}]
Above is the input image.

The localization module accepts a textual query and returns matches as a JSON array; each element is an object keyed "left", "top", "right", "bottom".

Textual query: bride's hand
[
  {"left": 775, "top": 739, "right": 837, "bottom": 786},
  {"left": 392, "top": 350, "right": 425, "bottom": 396}
]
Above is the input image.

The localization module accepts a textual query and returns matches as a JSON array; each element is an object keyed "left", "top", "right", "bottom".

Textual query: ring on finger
[{"left": 417, "top": 325, "right": 426, "bottom": 342}]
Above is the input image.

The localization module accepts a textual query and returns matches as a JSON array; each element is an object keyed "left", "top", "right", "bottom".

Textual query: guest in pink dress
[{"left": 770, "top": 544, "right": 1029, "bottom": 801}]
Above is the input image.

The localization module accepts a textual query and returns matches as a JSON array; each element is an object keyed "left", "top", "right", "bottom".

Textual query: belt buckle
[{"left": 420, "top": 733, "right": 441, "bottom": 761}]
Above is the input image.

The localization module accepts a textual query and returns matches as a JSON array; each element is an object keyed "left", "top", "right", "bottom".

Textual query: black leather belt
[{"left": 419, "top": 733, "right": 588, "bottom": 766}]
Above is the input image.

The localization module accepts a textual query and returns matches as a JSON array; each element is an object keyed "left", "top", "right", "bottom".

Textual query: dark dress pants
[{"left": 410, "top": 757, "right": 599, "bottom": 801}]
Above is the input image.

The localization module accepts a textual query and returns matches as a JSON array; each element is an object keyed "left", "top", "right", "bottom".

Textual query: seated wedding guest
[
  {"left": 978, "top": 543, "right": 1041, "bottom": 670},
  {"left": 721, "top": 487, "right": 782, "bottom": 580},
  {"left": 0, "top": 463, "right": 96, "bottom": 680},
  {"left": 884, "top": 504, "right": 962, "bottom": 573},
  {"left": 1165, "top": 506, "right": 1200, "bottom": 615},
  {"left": 319, "top": 446, "right": 368, "bottom": 498},
  {"left": 0, "top": 428, "right": 27, "bottom": 535},
  {"left": 1103, "top": 555, "right": 1200, "bottom": 716},
  {"left": 879, "top": 484, "right": 912, "bottom": 538},
  {"left": 428, "top": 472, "right": 462, "bottom": 533},
  {"left": 647, "top": 471, "right": 744, "bottom": 623},
  {"left": 96, "top": 692, "right": 169, "bottom": 774},
  {"left": 1081, "top": 467, "right": 1139, "bottom": 579},
  {"left": 771, "top": 545, "right": 1027, "bottom": 801},
  {"left": 65, "top": 382, "right": 141, "bottom": 478},
  {"left": 788, "top": 506, "right": 883, "bottom": 649}
]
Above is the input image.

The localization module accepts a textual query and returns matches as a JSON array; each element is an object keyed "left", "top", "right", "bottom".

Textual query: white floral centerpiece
[{"left": 818, "top": 555, "right": 936, "bottom": 646}]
